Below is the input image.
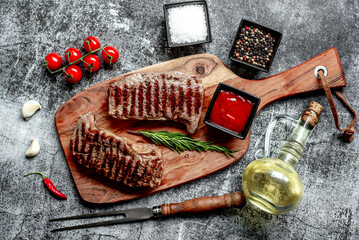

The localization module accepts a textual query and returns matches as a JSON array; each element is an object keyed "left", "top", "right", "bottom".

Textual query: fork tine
[
  {"left": 49, "top": 210, "right": 126, "bottom": 221},
  {"left": 51, "top": 218, "right": 137, "bottom": 232}
]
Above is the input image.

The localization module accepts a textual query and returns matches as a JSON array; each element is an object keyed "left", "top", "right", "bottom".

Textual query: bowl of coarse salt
[{"left": 163, "top": 0, "right": 212, "bottom": 47}]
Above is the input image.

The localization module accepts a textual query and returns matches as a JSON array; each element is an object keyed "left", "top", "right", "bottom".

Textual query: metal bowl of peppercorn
[{"left": 229, "top": 19, "right": 282, "bottom": 72}]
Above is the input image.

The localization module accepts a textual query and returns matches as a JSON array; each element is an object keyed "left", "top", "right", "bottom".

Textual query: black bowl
[
  {"left": 229, "top": 19, "right": 282, "bottom": 72},
  {"left": 204, "top": 83, "right": 261, "bottom": 139},
  {"left": 163, "top": 0, "right": 212, "bottom": 47}
]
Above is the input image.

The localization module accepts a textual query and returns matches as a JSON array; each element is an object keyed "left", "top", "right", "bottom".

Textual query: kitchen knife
[{"left": 50, "top": 191, "right": 245, "bottom": 232}]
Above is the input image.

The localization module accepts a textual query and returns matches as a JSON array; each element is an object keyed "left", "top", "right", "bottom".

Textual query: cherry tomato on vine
[
  {"left": 101, "top": 46, "right": 119, "bottom": 64},
  {"left": 83, "top": 36, "right": 101, "bottom": 53},
  {"left": 44, "top": 53, "right": 62, "bottom": 71},
  {"left": 64, "top": 48, "right": 82, "bottom": 64},
  {"left": 83, "top": 54, "right": 101, "bottom": 73},
  {"left": 64, "top": 65, "right": 82, "bottom": 83}
]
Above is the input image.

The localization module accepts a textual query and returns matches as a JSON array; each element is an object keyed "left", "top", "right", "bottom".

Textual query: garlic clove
[
  {"left": 22, "top": 100, "right": 41, "bottom": 120},
  {"left": 25, "top": 138, "right": 40, "bottom": 157}
]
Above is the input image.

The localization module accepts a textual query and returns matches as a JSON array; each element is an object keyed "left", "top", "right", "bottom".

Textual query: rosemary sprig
[{"left": 128, "top": 130, "right": 237, "bottom": 158}]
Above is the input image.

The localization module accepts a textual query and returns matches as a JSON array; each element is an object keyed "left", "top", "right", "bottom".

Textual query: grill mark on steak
[
  {"left": 108, "top": 138, "right": 118, "bottom": 177},
  {"left": 115, "top": 155, "right": 124, "bottom": 182},
  {"left": 123, "top": 156, "right": 134, "bottom": 183},
  {"left": 169, "top": 85, "right": 176, "bottom": 117},
  {"left": 119, "top": 154, "right": 131, "bottom": 180},
  {"left": 122, "top": 84, "right": 129, "bottom": 116},
  {"left": 110, "top": 152, "right": 123, "bottom": 180},
  {"left": 130, "top": 88, "right": 137, "bottom": 117},
  {"left": 88, "top": 137, "right": 98, "bottom": 169},
  {"left": 138, "top": 83, "right": 144, "bottom": 117},
  {"left": 109, "top": 154, "right": 118, "bottom": 180},
  {"left": 109, "top": 149, "right": 118, "bottom": 179},
  {"left": 144, "top": 159, "right": 154, "bottom": 184},
  {"left": 153, "top": 80, "right": 159, "bottom": 114},
  {"left": 178, "top": 86, "right": 184, "bottom": 112},
  {"left": 94, "top": 133, "right": 105, "bottom": 172},
  {"left": 124, "top": 157, "right": 138, "bottom": 185},
  {"left": 115, "top": 86, "right": 122, "bottom": 109},
  {"left": 70, "top": 112, "right": 163, "bottom": 188},
  {"left": 186, "top": 81, "right": 192, "bottom": 117},
  {"left": 83, "top": 128, "right": 91, "bottom": 153},
  {"left": 80, "top": 122, "right": 87, "bottom": 153},
  {"left": 146, "top": 81, "right": 152, "bottom": 117},
  {"left": 100, "top": 136, "right": 111, "bottom": 176},
  {"left": 87, "top": 130, "right": 98, "bottom": 165},
  {"left": 84, "top": 123, "right": 95, "bottom": 168},
  {"left": 106, "top": 139, "right": 116, "bottom": 177},
  {"left": 157, "top": 77, "right": 164, "bottom": 113},
  {"left": 97, "top": 132, "right": 108, "bottom": 173},
  {"left": 114, "top": 154, "right": 125, "bottom": 181},
  {"left": 162, "top": 80, "right": 167, "bottom": 115},
  {"left": 194, "top": 85, "right": 201, "bottom": 115},
  {"left": 79, "top": 122, "right": 88, "bottom": 164},
  {"left": 121, "top": 157, "right": 133, "bottom": 185},
  {"left": 103, "top": 147, "right": 112, "bottom": 177}
]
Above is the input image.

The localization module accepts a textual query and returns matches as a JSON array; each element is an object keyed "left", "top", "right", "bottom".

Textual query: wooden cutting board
[{"left": 55, "top": 47, "right": 346, "bottom": 204}]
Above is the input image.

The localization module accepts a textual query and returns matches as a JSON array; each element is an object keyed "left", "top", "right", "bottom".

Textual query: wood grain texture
[{"left": 55, "top": 47, "right": 346, "bottom": 204}]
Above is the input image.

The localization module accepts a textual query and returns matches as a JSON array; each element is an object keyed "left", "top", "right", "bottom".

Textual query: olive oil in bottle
[{"left": 242, "top": 101, "right": 323, "bottom": 214}]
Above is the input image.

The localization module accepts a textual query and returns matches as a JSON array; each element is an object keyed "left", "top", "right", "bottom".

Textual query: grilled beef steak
[
  {"left": 70, "top": 112, "right": 163, "bottom": 188},
  {"left": 108, "top": 72, "right": 204, "bottom": 134}
]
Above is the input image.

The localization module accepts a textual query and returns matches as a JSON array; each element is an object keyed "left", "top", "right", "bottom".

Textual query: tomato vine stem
[
  {"left": 46, "top": 44, "right": 108, "bottom": 74},
  {"left": 86, "top": 40, "right": 92, "bottom": 52}
]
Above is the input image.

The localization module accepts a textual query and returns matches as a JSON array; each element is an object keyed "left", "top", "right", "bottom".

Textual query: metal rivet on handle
[{"left": 314, "top": 65, "right": 328, "bottom": 79}]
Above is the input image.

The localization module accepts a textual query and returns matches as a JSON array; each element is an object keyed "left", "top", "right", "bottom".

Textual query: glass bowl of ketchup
[{"left": 204, "top": 83, "right": 261, "bottom": 139}]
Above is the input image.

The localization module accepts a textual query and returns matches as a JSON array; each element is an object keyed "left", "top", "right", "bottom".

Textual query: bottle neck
[{"left": 276, "top": 119, "right": 315, "bottom": 168}]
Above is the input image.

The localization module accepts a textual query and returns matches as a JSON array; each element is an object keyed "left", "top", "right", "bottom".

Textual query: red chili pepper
[{"left": 24, "top": 172, "right": 67, "bottom": 200}]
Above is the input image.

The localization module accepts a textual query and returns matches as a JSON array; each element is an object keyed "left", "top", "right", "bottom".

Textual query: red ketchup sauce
[{"left": 210, "top": 90, "right": 253, "bottom": 133}]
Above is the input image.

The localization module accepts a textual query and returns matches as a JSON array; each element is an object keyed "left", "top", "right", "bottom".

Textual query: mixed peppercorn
[{"left": 232, "top": 25, "right": 276, "bottom": 69}]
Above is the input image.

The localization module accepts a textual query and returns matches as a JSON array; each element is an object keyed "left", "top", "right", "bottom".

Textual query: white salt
[{"left": 167, "top": 4, "right": 208, "bottom": 44}]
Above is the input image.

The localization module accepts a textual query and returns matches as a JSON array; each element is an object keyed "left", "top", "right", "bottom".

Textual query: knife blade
[{"left": 50, "top": 191, "right": 245, "bottom": 232}]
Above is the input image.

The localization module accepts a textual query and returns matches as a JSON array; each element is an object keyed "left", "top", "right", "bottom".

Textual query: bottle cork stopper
[
  {"left": 308, "top": 101, "right": 323, "bottom": 116},
  {"left": 301, "top": 101, "right": 323, "bottom": 126}
]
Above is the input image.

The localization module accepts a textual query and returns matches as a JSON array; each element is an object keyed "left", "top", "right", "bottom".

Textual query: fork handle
[{"left": 160, "top": 191, "right": 246, "bottom": 217}]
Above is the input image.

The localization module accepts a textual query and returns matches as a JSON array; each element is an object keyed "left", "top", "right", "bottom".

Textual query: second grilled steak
[
  {"left": 70, "top": 112, "right": 163, "bottom": 188},
  {"left": 108, "top": 72, "right": 204, "bottom": 134}
]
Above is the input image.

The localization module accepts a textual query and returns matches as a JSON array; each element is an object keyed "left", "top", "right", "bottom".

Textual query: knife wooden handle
[{"left": 160, "top": 191, "right": 246, "bottom": 217}]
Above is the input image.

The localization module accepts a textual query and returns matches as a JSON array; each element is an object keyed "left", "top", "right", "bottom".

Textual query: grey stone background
[{"left": 0, "top": 0, "right": 358, "bottom": 239}]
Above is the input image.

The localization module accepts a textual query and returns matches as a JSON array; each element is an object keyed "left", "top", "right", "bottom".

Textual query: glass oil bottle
[{"left": 242, "top": 101, "right": 323, "bottom": 214}]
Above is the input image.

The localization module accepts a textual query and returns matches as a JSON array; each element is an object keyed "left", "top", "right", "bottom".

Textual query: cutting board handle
[{"left": 219, "top": 47, "right": 347, "bottom": 111}]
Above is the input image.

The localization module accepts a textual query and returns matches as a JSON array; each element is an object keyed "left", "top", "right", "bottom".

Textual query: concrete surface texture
[{"left": 1, "top": 0, "right": 358, "bottom": 239}]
